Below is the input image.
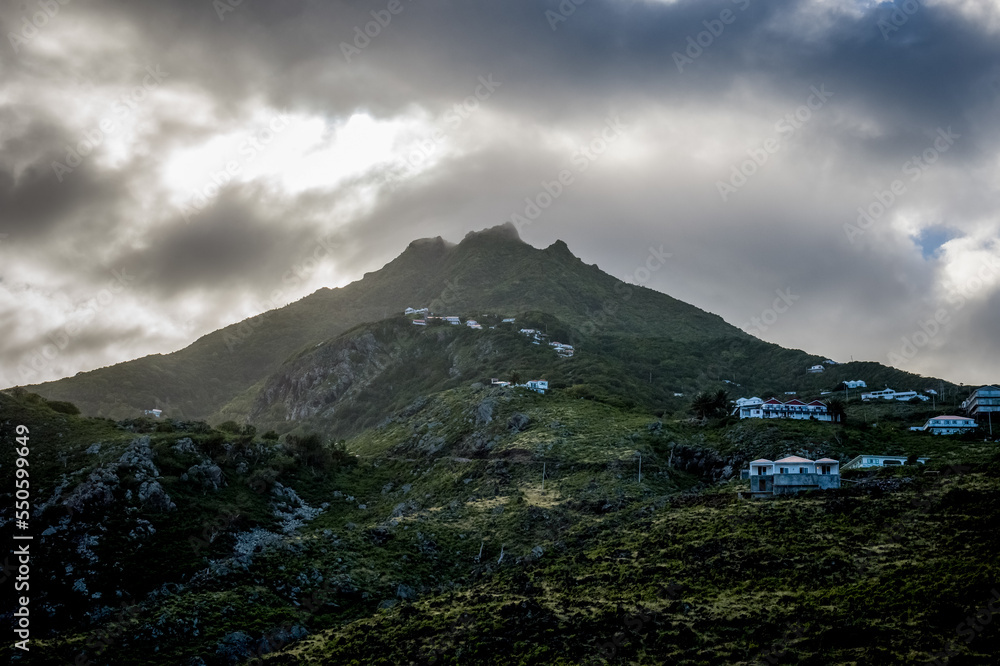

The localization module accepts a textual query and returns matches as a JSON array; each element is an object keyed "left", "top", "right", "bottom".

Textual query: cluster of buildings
[
  {"left": 404, "top": 309, "right": 574, "bottom": 357},
  {"left": 518, "top": 328, "right": 575, "bottom": 358},
  {"left": 733, "top": 397, "right": 833, "bottom": 421},
  {"left": 743, "top": 453, "right": 936, "bottom": 497},
  {"left": 490, "top": 378, "right": 549, "bottom": 394}
]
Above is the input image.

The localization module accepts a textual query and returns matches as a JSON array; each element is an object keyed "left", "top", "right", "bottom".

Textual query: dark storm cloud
[
  {"left": 111, "top": 188, "right": 328, "bottom": 299},
  {"left": 1, "top": 0, "right": 998, "bottom": 386}
]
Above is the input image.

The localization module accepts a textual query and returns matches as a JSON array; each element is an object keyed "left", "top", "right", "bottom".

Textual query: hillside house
[
  {"left": 861, "top": 389, "right": 928, "bottom": 402},
  {"left": 549, "top": 341, "right": 575, "bottom": 357},
  {"left": 735, "top": 397, "right": 831, "bottom": 421},
  {"left": 524, "top": 380, "right": 549, "bottom": 394},
  {"left": 742, "top": 456, "right": 841, "bottom": 496},
  {"left": 490, "top": 378, "right": 511, "bottom": 387},
  {"left": 909, "top": 415, "right": 977, "bottom": 435},
  {"left": 842, "top": 455, "right": 929, "bottom": 470},
  {"left": 144, "top": 409, "right": 163, "bottom": 418},
  {"left": 412, "top": 319, "right": 427, "bottom": 326},
  {"left": 466, "top": 320, "right": 482, "bottom": 329},
  {"left": 404, "top": 307, "right": 429, "bottom": 316},
  {"left": 843, "top": 380, "right": 867, "bottom": 389},
  {"left": 961, "top": 385, "right": 1000, "bottom": 420},
  {"left": 502, "top": 318, "right": 516, "bottom": 323},
  {"left": 807, "top": 365, "right": 825, "bottom": 373}
]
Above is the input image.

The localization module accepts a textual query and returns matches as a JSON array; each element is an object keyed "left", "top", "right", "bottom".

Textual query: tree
[
  {"left": 827, "top": 398, "right": 847, "bottom": 424},
  {"left": 509, "top": 371, "right": 522, "bottom": 386},
  {"left": 712, "top": 390, "right": 729, "bottom": 416},
  {"left": 691, "top": 392, "right": 716, "bottom": 419}
]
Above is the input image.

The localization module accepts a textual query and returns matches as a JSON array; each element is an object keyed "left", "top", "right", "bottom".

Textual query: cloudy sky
[{"left": 2, "top": 0, "right": 999, "bottom": 390}]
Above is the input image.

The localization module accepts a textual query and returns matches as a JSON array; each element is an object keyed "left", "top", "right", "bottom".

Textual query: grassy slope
[{"left": 4, "top": 387, "right": 999, "bottom": 665}]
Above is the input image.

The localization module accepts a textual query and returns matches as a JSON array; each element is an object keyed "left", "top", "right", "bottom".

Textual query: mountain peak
[{"left": 461, "top": 222, "right": 523, "bottom": 244}]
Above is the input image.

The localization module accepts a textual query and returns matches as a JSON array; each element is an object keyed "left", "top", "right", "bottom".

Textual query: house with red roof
[{"left": 734, "top": 397, "right": 833, "bottom": 421}]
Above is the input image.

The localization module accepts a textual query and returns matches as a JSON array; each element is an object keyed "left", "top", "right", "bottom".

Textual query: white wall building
[
  {"left": 861, "top": 389, "right": 928, "bottom": 402},
  {"left": 910, "top": 415, "right": 977, "bottom": 435},
  {"left": 961, "top": 385, "right": 1000, "bottom": 420},
  {"left": 743, "top": 456, "right": 841, "bottom": 496},
  {"left": 842, "top": 455, "right": 929, "bottom": 470},
  {"left": 807, "top": 365, "right": 825, "bottom": 373},
  {"left": 524, "top": 380, "right": 549, "bottom": 394},
  {"left": 843, "top": 380, "right": 867, "bottom": 389}
]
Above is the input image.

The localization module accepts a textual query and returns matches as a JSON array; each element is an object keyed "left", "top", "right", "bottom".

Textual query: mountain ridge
[{"left": 23, "top": 224, "right": 958, "bottom": 423}]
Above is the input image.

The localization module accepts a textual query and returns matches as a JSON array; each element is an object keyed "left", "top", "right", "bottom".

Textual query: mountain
[{"left": 25, "top": 223, "right": 955, "bottom": 427}]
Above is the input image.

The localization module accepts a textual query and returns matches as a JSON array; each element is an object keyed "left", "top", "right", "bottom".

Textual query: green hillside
[
  {"left": 25, "top": 224, "right": 957, "bottom": 425},
  {"left": 2, "top": 384, "right": 998, "bottom": 665}
]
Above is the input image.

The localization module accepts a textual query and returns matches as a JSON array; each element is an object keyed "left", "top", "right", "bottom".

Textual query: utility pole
[
  {"left": 542, "top": 462, "right": 546, "bottom": 492},
  {"left": 638, "top": 453, "right": 642, "bottom": 484}
]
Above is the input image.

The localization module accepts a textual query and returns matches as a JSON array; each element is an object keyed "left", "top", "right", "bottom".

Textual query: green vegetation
[
  {"left": 3, "top": 384, "right": 997, "bottom": 665},
  {"left": 3, "top": 225, "right": 992, "bottom": 665}
]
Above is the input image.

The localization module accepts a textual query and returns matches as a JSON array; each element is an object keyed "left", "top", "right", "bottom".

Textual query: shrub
[
  {"left": 46, "top": 400, "right": 81, "bottom": 415},
  {"left": 217, "top": 420, "right": 241, "bottom": 434}
]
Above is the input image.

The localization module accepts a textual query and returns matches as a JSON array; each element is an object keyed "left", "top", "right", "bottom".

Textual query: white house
[
  {"left": 490, "top": 378, "right": 511, "bottom": 387},
  {"left": 466, "top": 320, "right": 482, "bottom": 329},
  {"left": 441, "top": 316, "right": 462, "bottom": 325},
  {"left": 842, "top": 455, "right": 929, "bottom": 470},
  {"left": 742, "top": 456, "right": 841, "bottom": 496},
  {"left": 144, "top": 409, "right": 163, "bottom": 418},
  {"left": 750, "top": 398, "right": 832, "bottom": 421},
  {"left": 807, "top": 365, "right": 825, "bottom": 373},
  {"left": 961, "top": 385, "right": 1000, "bottom": 419},
  {"left": 910, "top": 415, "right": 977, "bottom": 435},
  {"left": 404, "top": 307, "right": 429, "bottom": 316},
  {"left": 734, "top": 397, "right": 764, "bottom": 418},
  {"left": 524, "top": 380, "right": 549, "bottom": 394},
  {"left": 861, "top": 389, "right": 928, "bottom": 402},
  {"left": 502, "top": 317, "right": 516, "bottom": 323},
  {"left": 412, "top": 319, "right": 427, "bottom": 326},
  {"left": 843, "top": 380, "right": 867, "bottom": 389}
]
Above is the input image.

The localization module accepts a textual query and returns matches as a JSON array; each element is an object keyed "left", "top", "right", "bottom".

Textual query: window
[
  {"left": 799, "top": 467, "right": 806, "bottom": 474},
  {"left": 779, "top": 467, "right": 788, "bottom": 474}
]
